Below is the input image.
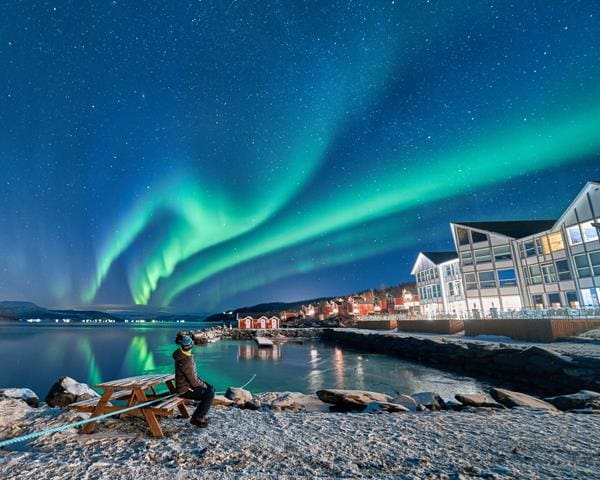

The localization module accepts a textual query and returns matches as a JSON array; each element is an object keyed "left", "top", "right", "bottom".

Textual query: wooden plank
[
  {"left": 81, "top": 389, "right": 112, "bottom": 434},
  {"left": 133, "top": 388, "right": 164, "bottom": 438},
  {"left": 165, "top": 379, "right": 190, "bottom": 418}
]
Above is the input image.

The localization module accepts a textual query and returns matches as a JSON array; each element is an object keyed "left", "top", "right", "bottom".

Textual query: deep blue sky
[{"left": 1, "top": 1, "right": 599, "bottom": 312}]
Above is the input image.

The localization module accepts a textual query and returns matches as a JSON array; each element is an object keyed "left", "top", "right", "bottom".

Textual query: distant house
[{"left": 237, "top": 314, "right": 280, "bottom": 329}]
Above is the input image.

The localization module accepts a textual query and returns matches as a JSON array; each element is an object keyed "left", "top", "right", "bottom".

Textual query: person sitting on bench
[{"left": 173, "top": 334, "right": 215, "bottom": 428}]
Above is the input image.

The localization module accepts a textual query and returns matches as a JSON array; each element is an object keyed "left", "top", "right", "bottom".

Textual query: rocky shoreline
[{"left": 2, "top": 378, "right": 600, "bottom": 479}]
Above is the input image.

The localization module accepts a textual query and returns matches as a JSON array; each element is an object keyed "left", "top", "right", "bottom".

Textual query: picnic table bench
[{"left": 67, "top": 374, "right": 189, "bottom": 438}]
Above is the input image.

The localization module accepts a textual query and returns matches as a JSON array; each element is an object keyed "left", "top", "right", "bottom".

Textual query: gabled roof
[
  {"left": 410, "top": 251, "right": 458, "bottom": 275},
  {"left": 553, "top": 181, "right": 600, "bottom": 228},
  {"left": 453, "top": 220, "right": 556, "bottom": 239},
  {"left": 421, "top": 251, "right": 458, "bottom": 265}
]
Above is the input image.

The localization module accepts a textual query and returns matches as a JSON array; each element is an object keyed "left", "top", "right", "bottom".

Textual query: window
[
  {"left": 447, "top": 281, "right": 455, "bottom": 296},
  {"left": 478, "top": 271, "right": 496, "bottom": 289},
  {"left": 548, "top": 293, "right": 561, "bottom": 307},
  {"left": 464, "top": 272, "right": 477, "bottom": 290},
  {"left": 590, "top": 251, "right": 600, "bottom": 276},
  {"left": 581, "top": 222, "right": 599, "bottom": 243},
  {"left": 471, "top": 231, "right": 488, "bottom": 243},
  {"left": 567, "top": 225, "right": 583, "bottom": 246},
  {"left": 581, "top": 288, "right": 600, "bottom": 307},
  {"left": 532, "top": 294, "right": 544, "bottom": 307},
  {"left": 498, "top": 269, "right": 517, "bottom": 287},
  {"left": 555, "top": 260, "right": 572, "bottom": 281},
  {"left": 527, "top": 265, "right": 542, "bottom": 285},
  {"left": 574, "top": 254, "right": 591, "bottom": 278},
  {"left": 457, "top": 227, "right": 470, "bottom": 246},
  {"left": 493, "top": 245, "right": 512, "bottom": 262},
  {"left": 541, "top": 263, "right": 557, "bottom": 284},
  {"left": 461, "top": 251, "right": 473, "bottom": 266},
  {"left": 543, "top": 232, "right": 565, "bottom": 253},
  {"left": 565, "top": 291, "right": 579, "bottom": 308},
  {"left": 522, "top": 241, "right": 537, "bottom": 257},
  {"left": 474, "top": 248, "right": 492, "bottom": 264}
]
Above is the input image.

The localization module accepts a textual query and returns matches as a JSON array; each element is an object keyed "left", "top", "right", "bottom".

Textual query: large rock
[
  {"left": 316, "top": 389, "right": 393, "bottom": 410},
  {"left": 45, "top": 376, "right": 99, "bottom": 408},
  {"left": 224, "top": 387, "right": 253, "bottom": 405},
  {"left": 455, "top": 393, "right": 505, "bottom": 409},
  {"left": 212, "top": 395, "right": 235, "bottom": 408},
  {"left": 490, "top": 388, "right": 558, "bottom": 411},
  {"left": 363, "top": 401, "right": 410, "bottom": 413},
  {"left": 544, "top": 390, "right": 600, "bottom": 411},
  {"left": 389, "top": 394, "right": 419, "bottom": 412},
  {"left": 0, "top": 388, "right": 39, "bottom": 408},
  {"left": 255, "top": 392, "right": 329, "bottom": 412},
  {"left": 411, "top": 392, "right": 446, "bottom": 411}
]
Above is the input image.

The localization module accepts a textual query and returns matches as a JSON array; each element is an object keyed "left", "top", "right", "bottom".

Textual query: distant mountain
[{"left": 0, "top": 301, "right": 123, "bottom": 321}]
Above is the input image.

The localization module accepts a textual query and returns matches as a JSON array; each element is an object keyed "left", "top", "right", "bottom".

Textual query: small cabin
[{"left": 237, "top": 314, "right": 280, "bottom": 330}]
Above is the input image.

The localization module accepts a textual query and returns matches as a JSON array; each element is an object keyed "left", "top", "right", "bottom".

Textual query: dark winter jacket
[{"left": 173, "top": 348, "right": 206, "bottom": 393}]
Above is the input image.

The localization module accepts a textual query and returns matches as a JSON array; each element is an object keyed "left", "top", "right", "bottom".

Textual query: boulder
[
  {"left": 411, "top": 392, "right": 446, "bottom": 411},
  {"left": 241, "top": 398, "right": 262, "bottom": 411},
  {"left": 224, "top": 387, "right": 253, "bottom": 405},
  {"left": 45, "top": 377, "right": 99, "bottom": 408},
  {"left": 316, "top": 389, "right": 393, "bottom": 410},
  {"left": 255, "top": 392, "right": 328, "bottom": 412},
  {"left": 0, "top": 388, "right": 39, "bottom": 408},
  {"left": 544, "top": 390, "right": 600, "bottom": 411},
  {"left": 444, "top": 400, "right": 465, "bottom": 411},
  {"left": 490, "top": 388, "right": 558, "bottom": 411},
  {"left": 363, "top": 401, "right": 410, "bottom": 413},
  {"left": 455, "top": 393, "right": 505, "bottom": 409},
  {"left": 212, "top": 395, "right": 235, "bottom": 408},
  {"left": 389, "top": 394, "right": 419, "bottom": 412}
]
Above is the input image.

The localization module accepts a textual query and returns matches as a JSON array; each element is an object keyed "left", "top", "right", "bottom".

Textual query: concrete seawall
[{"left": 322, "top": 329, "right": 600, "bottom": 396}]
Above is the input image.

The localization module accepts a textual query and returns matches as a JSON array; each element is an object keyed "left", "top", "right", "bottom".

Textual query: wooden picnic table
[{"left": 68, "top": 373, "right": 190, "bottom": 438}]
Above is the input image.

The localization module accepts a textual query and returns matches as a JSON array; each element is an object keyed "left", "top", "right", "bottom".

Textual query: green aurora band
[
  {"left": 153, "top": 104, "right": 600, "bottom": 306},
  {"left": 82, "top": 3, "right": 497, "bottom": 306}
]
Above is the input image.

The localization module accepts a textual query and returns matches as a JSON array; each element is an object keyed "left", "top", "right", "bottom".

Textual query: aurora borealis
[{"left": 1, "top": 1, "right": 599, "bottom": 311}]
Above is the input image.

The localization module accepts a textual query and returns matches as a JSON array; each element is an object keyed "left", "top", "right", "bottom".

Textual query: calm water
[{"left": 0, "top": 323, "right": 488, "bottom": 399}]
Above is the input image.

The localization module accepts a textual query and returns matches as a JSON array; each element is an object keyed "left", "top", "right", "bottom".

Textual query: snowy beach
[{"left": 2, "top": 397, "right": 600, "bottom": 479}]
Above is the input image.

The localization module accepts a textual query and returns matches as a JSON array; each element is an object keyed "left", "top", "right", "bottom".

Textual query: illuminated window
[
  {"left": 548, "top": 293, "right": 561, "bottom": 307},
  {"left": 547, "top": 232, "right": 564, "bottom": 252},
  {"left": 581, "top": 222, "right": 599, "bottom": 243},
  {"left": 457, "top": 227, "right": 470, "bottom": 246},
  {"left": 567, "top": 225, "right": 583, "bottom": 245},
  {"left": 565, "top": 291, "right": 579, "bottom": 307},
  {"left": 498, "top": 269, "right": 517, "bottom": 287}
]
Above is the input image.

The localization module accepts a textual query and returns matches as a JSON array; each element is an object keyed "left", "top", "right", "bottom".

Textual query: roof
[
  {"left": 453, "top": 220, "right": 556, "bottom": 239},
  {"left": 421, "top": 251, "right": 458, "bottom": 265}
]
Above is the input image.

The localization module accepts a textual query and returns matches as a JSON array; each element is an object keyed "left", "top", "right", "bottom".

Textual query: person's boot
[{"left": 190, "top": 416, "right": 209, "bottom": 428}]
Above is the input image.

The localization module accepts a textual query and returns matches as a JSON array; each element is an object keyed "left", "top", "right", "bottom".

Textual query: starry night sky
[{"left": 1, "top": 1, "right": 599, "bottom": 312}]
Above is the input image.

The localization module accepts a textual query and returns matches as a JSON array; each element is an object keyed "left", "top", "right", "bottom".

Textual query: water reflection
[
  {"left": 123, "top": 336, "right": 157, "bottom": 375},
  {"left": 237, "top": 344, "right": 282, "bottom": 361},
  {"left": 0, "top": 324, "right": 489, "bottom": 399}
]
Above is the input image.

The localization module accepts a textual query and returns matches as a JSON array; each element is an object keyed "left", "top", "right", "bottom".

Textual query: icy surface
[{"left": 1, "top": 405, "right": 599, "bottom": 479}]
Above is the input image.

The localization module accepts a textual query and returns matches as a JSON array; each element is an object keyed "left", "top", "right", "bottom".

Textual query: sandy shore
[{"left": 2, "top": 399, "right": 600, "bottom": 479}]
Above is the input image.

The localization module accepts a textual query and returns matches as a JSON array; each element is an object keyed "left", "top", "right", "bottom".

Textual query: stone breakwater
[
  {"left": 189, "top": 326, "right": 323, "bottom": 343},
  {"left": 322, "top": 329, "right": 600, "bottom": 396}
]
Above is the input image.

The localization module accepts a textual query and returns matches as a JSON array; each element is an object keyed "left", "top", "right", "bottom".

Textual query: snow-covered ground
[{"left": 1, "top": 400, "right": 600, "bottom": 479}]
